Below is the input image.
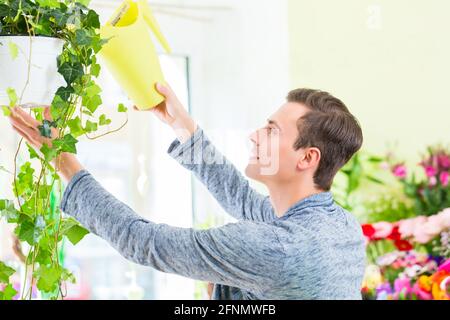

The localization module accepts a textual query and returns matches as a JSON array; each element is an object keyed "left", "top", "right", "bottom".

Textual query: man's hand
[
  {"left": 136, "top": 82, "right": 197, "bottom": 143},
  {"left": 9, "top": 106, "right": 83, "bottom": 183}
]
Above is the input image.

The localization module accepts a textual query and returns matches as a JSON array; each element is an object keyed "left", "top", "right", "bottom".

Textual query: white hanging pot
[{"left": 0, "top": 36, "right": 65, "bottom": 108}]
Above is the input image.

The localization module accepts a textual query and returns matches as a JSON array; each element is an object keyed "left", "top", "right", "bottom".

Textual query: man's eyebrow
[{"left": 267, "top": 119, "right": 282, "bottom": 130}]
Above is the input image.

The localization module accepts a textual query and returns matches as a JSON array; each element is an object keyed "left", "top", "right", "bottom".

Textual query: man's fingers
[
  {"left": 155, "top": 82, "right": 172, "bottom": 97},
  {"left": 9, "top": 115, "right": 39, "bottom": 135},
  {"left": 11, "top": 124, "right": 40, "bottom": 147},
  {"left": 43, "top": 106, "right": 52, "bottom": 121},
  {"left": 10, "top": 118, "right": 40, "bottom": 141},
  {"left": 11, "top": 107, "right": 40, "bottom": 128}
]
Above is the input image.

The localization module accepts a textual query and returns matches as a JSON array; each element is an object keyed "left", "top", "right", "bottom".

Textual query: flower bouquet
[
  {"left": 361, "top": 209, "right": 450, "bottom": 300},
  {"left": 390, "top": 146, "right": 450, "bottom": 216}
]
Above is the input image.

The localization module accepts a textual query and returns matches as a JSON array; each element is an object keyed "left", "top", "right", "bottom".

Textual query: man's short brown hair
[{"left": 287, "top": 89, "right": 363, "bottom": 191}]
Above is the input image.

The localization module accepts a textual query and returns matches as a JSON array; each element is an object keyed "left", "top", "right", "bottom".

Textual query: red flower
[
  {"left": 387, "top": 225, "right": 401, "bottom": 241},
  {"left": 362, "top": 224, "right": 376, "bottom": 239},
  {"left": 394, "top": 239, "right": 413, "bottom": 251}
]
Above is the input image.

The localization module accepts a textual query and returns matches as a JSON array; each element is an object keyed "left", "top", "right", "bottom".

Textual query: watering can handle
[{"left": 139, "top": 0, "right": 172, "bottom": 53}]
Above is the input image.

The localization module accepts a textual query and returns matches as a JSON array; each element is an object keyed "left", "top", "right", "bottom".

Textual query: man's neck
[{"left": 267, "top": 181, "right": 324, "bottom": 217}]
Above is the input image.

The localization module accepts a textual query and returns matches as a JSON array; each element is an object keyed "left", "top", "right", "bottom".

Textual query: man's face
[{"left": 245, "top": 102, "right": 311, "bottom": 184}]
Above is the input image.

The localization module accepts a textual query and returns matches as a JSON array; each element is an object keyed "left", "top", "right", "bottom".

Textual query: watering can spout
[{"left": 140, "top": 0, "right": 171, "bottom": 53}]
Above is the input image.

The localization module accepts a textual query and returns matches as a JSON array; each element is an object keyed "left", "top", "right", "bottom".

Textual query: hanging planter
[
  {"left": 0, "top": 0, "right": 129, "bottom": 300},
  {"left": 0, "top": 35, "right": 65, "bottom": 107}
]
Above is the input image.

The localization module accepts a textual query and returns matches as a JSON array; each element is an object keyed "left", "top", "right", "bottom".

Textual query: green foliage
[
  {"left": 118, "top": 103, "right": 127, "bottom": 113},
  {"left": 0, "top": 0, "right": 127, "bottom": 300},
  {"left": 60, "top": 217, "right": 89, "bottom": 245},
  {"left": 333, "top": 152, "right": 386, "bottom": 212},
  {"left": 364, "top": 194, "right": 416, "bottom": 223},
  {"left": 35, "top": 264, "right": 62, "bottom": 292},
  {"left": 0, "top": 261, "right": 15, "bottom": 283},
  {"left": 389, "top": 145, "right": 450, "bottom": 216},
  {"left": 6, "top": 87, "right": 17, "bottom": 107},
  {"left": 0, "top": 284, "right": 18, "bottom": 300}
]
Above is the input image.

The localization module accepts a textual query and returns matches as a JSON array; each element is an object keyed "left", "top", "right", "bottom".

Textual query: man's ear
[{"left": 297, "top": 147, "right": 321, "bottom": 170}]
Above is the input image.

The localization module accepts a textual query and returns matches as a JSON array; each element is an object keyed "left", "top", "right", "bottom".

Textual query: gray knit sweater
[{"left": 60, "top": 127, "right": 366, "bottom": 300}]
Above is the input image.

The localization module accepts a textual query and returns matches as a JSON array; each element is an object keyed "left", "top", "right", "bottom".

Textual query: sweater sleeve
[
  {"left": 60, "top": 170, "right": 284, "bottom": 294},
  {"left": 167, "top": 127, "right": 276, "bottom": 222}
]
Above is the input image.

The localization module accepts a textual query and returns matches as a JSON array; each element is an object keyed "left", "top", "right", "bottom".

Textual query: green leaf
[
  {"left": 0, "top": 4, "right": 11, "bottom": 17},
  {"left": 367, "top": 156, "right": 384, "bottom": 163},
  {"left": 55, "top": 86, "right": 74, "bottom": 101},
  {"left": 67, "top": 117, "right": 84, "bottom": 138},
  {"left": 2, "top": 106, "right": 11, "bottom": 116},
  {"left": 0, "top": 284, "right": 18, "bottom": 300},
  {"left": 91, "top": 37, "right": 109, "bottom": 54},
  {"left": 86, "top": 83, "right": 101, "bottom": 97},
  {"left": 35, "top": 248, "right": 52, "bottom": 265},
  {"left": 6, "top": 87, "right": 17, "bottom": 107},
  {"left": 21, "top": 198, "right": 40, "bottom": 217},
  {"left": 36, "top": 0, "right": 60, "bottom": 8},
  {"left": 75, "top": 29, "right": 93, "bottom": 46},
  {"left": 51, "top": 95, "right": 69, "bottom": 119},
  {"left": 26, "top": 143, "right": 40, "bottom": 160},
  {"left": 40, "top": 144, "right": 58, "bottom": 162},
  {"left": 365, "top": 175, "right": 384, "bottom": 185},
  {"left": 58, "top": 62, "right": 84, "bottom": 85},
  {"left": 83, "top": 94, "right": 102, "bottom": 113},
  {"left": 0, "top": 199, "right": 20, "bottom": 223},
  {"left": 76, "top": 0, "right": 91, "bottom": 7},
  {"left": 8, "top": 41, "right": 18, "bottom": 60},
  {"left": 61, "top": 268, "right": 76, "bottom": 284},
  {"left": 65, "top": 225, "right": 89, "bottom": 245},
  {"left": 15, "top": 216, "right": 46, "bottom": 245},
  {"left": 117, "top": 103, "right": 127, "bottom": 113},
  {"left": 60, "top": 218, "right": 89, "bottom": 245},
  {"left": 90, "top": 63, "right": 101, "bottom": 77},
  {"left": 15, "top": 162, "right": 35, "bottom": 197},
  {"left": 99, "top": 114, "right": 111, "bottom": 126},
  {"left": 35, "top": 265, "right": 62, "bottom": 293},
  {"left": 85, "top": 9, "right": 100, "bottom": 28},
  {"left": 84, "top": 120, "right": 97, "bottom": 133},
  {"left": 52, "top": 134, "right": 78, "bottom": 154},
  {"left": 0, "top": 262, "right": 15, "bottom": 284},
  {"left": 52, "top": 10, "right": 69, "bottom": 27}
]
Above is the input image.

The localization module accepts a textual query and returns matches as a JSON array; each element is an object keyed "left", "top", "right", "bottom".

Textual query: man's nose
[{"left": 249, "top": 131, "right": 258, "bottom": 145}]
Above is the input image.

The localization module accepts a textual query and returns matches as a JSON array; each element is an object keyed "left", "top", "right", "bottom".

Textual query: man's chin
[{"left": 245, "top": 163, "right": 261, "bottom": 181}]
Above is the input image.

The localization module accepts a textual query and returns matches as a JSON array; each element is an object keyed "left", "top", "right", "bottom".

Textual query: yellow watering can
[{"left": 99, "top": 0, "right": 171, "bottom": 110}]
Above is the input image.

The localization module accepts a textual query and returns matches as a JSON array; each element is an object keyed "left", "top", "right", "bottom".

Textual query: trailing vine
[{"left": 0, "top": 0, "right": 128, "bottom": 299}]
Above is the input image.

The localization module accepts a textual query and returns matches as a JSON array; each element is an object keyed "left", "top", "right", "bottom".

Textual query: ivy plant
[{"left": 0, "top": 0, "right": 128, "bottom": 299}]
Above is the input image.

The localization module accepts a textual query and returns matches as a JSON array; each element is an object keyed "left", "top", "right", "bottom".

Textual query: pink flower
[
  {"left": 372, "top": 222, "right": 394, "bottom": 239},
  {"left": 398, "top": 219, "right": 416, "bottom": 238},
  {"left": 438, "top": 259, "right": 450, "bottom": 272},
  {"left": 439, "top": 171, "right": 449, "bottom": 186},
  {"left": 438, "top": 155, "right": 450, "bottom": 170},
  {"left": 423, "top": 215, "right": 446, "bottom": 236},
  {"left": 438, "top": 209, "right": 450, "bottom": 228},
  {"left": 424, "top": 165, "right": 437, "bottom": 177},
  {"left": 392, "top": 164, "right": 407, "bottom": 179},
  {"left": 413, "top": 229, "right": 435, "bottom": 244},
  {"left": 429, "top": 176, "right": 437, "bottom": 187},
  {"left": 394, "top": 278, "right": 412, "bottom": 294},
  {"left": 398, "top": 216, "right": 427, "bottom": 238}
]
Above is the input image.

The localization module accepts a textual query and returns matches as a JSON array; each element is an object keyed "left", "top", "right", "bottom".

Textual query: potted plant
[{"left": 0, "top": 0, "right": 128, "bottom": 300}]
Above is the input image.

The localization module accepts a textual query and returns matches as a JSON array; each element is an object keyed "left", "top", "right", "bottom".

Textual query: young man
[{"left": 9, "top": 82, "right": 365, "bottom": 299}]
